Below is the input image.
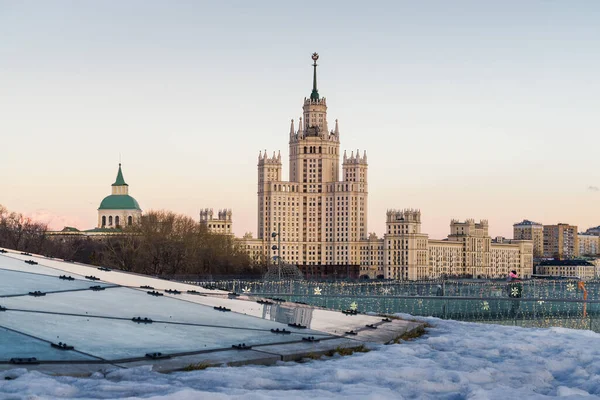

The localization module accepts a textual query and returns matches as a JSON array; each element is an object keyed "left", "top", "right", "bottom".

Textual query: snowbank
[{"left": 2, "top": 317, "right": 600, "bottom": 399}]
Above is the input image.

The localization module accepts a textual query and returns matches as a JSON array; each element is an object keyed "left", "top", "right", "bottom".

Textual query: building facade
[
  {"left": 537, "top": 260, "right": 597, "bottom": 280},
  {"left": 513, "top": 219, "right": 544, "bottom": 258},
  {"left": 381, "top": 210, "right": 533, "bottom": 280},
  {"left": 578, "top": 234, "right": 599, "bottom": 256},
  {"left": 199, "top": 208, "right": 233, "bottom": 235},
  {"left": 543, "top": 223, "right": 578, "bottom": 259}
]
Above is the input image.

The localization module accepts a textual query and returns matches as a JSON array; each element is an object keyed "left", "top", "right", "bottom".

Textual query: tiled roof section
[{"left": 513, "top": 219, "right": 543, "bottom": 227}]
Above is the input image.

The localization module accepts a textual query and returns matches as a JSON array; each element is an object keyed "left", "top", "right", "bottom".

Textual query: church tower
[{"left": 97, "top": 164, "right": 142, "bottom": 228}]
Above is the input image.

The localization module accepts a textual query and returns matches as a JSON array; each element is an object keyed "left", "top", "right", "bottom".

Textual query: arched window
[
  {"left": 115, "top": 216, "right": 120, "bottom": 227},
  {"left": 304, "top": 146, "right": 307, "bottom": 154},
  {"left": 101, "top": 216, "right": 106, "bottom": 227},
  {"left": 319, "top": 146, "right": 321, "bottom": 153},
  {"left": 108, "top": 216, "right": 113, "bottom": 226},
  {"left": 128, "top": 216, "right": 133, "bottom": 226}
]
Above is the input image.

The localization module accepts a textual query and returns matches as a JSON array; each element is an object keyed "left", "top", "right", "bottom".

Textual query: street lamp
[{"left": 271, "top": 222, "right": 281, "bottom": 280}]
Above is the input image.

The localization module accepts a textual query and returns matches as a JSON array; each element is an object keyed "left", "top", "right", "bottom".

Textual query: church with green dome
[{"left": 97, "top": 164, "right": 142, "bottom": 228}]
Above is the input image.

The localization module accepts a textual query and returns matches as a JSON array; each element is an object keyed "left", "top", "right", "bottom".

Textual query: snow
[{"left": 2, "top": 316, "right": 600, "bottom": 400}]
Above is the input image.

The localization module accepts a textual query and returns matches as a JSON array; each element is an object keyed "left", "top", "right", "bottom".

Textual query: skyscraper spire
[
  {"left": 310, "top": 52, "right": 320, "bottom": 101},
  {"left": 290, "top": 119, "right": 295, "bottom": 135}
]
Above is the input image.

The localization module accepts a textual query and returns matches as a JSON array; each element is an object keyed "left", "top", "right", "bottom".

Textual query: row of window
[{"left": 101, "top": 215, "right": 133, "bottom": 227}]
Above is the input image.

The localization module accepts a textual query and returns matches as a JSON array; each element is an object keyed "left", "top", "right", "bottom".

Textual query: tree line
[{"left": 0, "top": 205, "right": 264, "bottom": 278}]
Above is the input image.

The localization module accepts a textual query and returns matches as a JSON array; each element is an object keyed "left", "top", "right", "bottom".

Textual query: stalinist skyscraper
[
  {"left": 253, "top": 53, "right": 368, "bottom": 267},
  {"left": 233, "top": 54, "right": 533, "bottom": 280}
]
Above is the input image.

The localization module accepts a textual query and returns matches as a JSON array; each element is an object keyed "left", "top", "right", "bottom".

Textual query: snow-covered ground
[{"left": 2, "top": 316, "right": 600, "bottom": 400}]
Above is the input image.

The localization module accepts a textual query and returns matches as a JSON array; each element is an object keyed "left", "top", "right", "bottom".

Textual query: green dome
[{"left": 98, "top": 195, "right": 141, "bottom": 210}]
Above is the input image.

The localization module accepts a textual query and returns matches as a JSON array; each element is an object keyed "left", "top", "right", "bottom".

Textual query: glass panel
[
  {"left": 0, "top": 326, "right": 96, "bottom": 362},
  {"left": 0, "top": 269, "right": 112, "bottom": 297},
  {"left": 0, "top": 287, "right": 327, "bottom": 334},
  {"left": 3, "top": 253, "right": 221, "bottom": 295},
  {"left": 0, "top": 254, "right": 91, "bottom": 279},
  {"left": 0, "top": 311, "right": 327, "bottom": 360}
]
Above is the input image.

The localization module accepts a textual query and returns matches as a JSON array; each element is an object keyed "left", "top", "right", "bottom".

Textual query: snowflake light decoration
[
  {"left": 314, "top": 287, "right": 322, "bottom": 295},
  {"left": 350, "top": 301, "right": 358, "bottom": 311},
  {"left": 566, "top": 283, "right": 576, "bottom": 292},
  {"left": 482, "top": 301, "right": 490, "bottom": 311},
  {"left": 242, "top": 287, "right": 251, "bottom": 294},
  {"left": 417, "top": 299, "right": 423, "bottom": 306},
  {"left": 381, "top": 287, "right": 391, "bottom": 295},
  {"left": 537, "top": 300, "right": 545, "bottom": 305},
  {"left": 511, "top": 287, "right": 520, "bottom": 297}
]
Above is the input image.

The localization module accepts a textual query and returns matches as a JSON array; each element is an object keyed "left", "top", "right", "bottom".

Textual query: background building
[
  {"left": 199, "top": 208, "right": 233, "bottom": 235},
  {"left": 380, "top": 211, "right": 533, "bottom": 280},
  {"left": 578, "top": 233, "right": 599, "bottom": 256},
  {"left": 543, "top": 223, "right": 578, "bottom": 259},
  {"left": 513, "top": 220, "right": 544, "bottom": 258},
  {"left": 537, "top": 259, "right": 597, "bottom": 280},
  {"left": 360, "top": 233, "right": 384, "bottom": 278},
  {"left": 48, "top": 164, "right": 143, "bottom": 240}
]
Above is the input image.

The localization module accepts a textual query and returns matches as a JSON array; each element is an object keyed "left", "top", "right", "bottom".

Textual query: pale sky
[{"left": 1, "top": 1, "right": 599, "bottom": 239}]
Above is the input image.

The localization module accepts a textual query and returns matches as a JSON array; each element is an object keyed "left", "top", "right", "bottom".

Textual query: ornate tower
[
  {"left": 248, "top": 53, "right": 369, "bottom": 269},
  {"left": 257, "top": 150, "right": 282, "bottom": 240},
  {"left": 288, "top": 53, "right": 340, "bottom": 186}
]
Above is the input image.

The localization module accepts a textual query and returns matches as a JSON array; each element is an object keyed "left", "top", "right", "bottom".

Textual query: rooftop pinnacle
[
  {"left": 310, "top": 52, "right": 320, "bottom": 101},
  {"left": 112, "top": 163, "right": 128, "bottom": 187}
]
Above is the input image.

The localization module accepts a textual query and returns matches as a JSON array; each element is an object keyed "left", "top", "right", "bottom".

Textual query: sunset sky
[{"left": 1, "top": 1, "right": 599, "bottom": 239}]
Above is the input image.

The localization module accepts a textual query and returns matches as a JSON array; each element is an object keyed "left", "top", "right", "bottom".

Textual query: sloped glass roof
[
  {"left": 0, "top": 249, "right": 400, "bottom": 371},
  {"left": 0, "top": 286, "right": 327, "bottom": 332},
  {"left": 0, "top": 250, "right": 381, "bottom": 366}
]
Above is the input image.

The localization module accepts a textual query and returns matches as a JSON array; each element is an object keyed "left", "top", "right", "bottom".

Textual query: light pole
[{"left": 271, "top": 223, "right": 281, "bottom": 280}]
